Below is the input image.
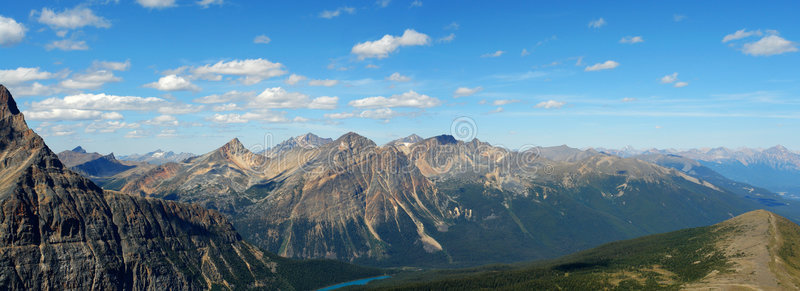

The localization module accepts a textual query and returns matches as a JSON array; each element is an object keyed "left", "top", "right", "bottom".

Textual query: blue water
[{"left": 317, "top": 275, "right": 391, "bottom": 291}]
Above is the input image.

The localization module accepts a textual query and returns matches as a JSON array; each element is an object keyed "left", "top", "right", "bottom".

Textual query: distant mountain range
[
  {"left": 598, "top": 145, "right": 800, "bottom": 199},
  {"left": 118, "top": 149, "right": 196, "bottom": 165},
  {"left": 0, "top": 84, "right": 379, "bottom": 290},
  {"left": 115, "top": 130, "right": 799, "bottom": 268}
]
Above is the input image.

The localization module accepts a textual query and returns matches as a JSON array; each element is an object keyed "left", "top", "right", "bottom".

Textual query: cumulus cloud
[
  {"left": 453, "top": 86, "right": 483, "bottom": 98},
  {"left": 157, "top": 103, "right": 205, "bottom": 115},
  {"left": 285, "top": 74, "right": 307, "bottom": 85},
  {"left": 208, "top": 111, "right": 289, "bottom": 124},
  {"left": 351, "top": 29, "right": 431, "bottom": 60},
  {"left": 144, "top": 74, "right": 200, "bottom": 91},
  {"left": 92, "top": 60, "right": 130, "bottom": 71},
  {"left": 197, "top": 0, "right": 223, "bottom": 8},
  {"left": 521, "top": 49, "right": 530, "bottom": 56},
  {"left": 535, "top": 100, "right": 565, "bottom": 109},
  {"left": 620, "top": 36, "right": 644, "bottom": 44},
  {"left": 46, "top": 39, "right": 88, "bottom": 51},
  {"left": 60, "top": 70, "right": 121, "bottom": 89},
  {"left": 722, "top": 29, "right": 762, "bottom": 43},
  {"left": 376, "top": 0, "right": 391, "bottom": 7},
  {"left": 324, "top": 112, "right": 354, "bottom": 119},
  {"left": 437, "top": 33, "right": 455, "bottom": 43},
  {"left": 249, "top": 87, "right": 337, "bottom": 109},
  {"left": 34, "top": 7, "right": 111, "bottom": 30},
  {"left": 673, "top": 81, "right": 689, "bottom": 88},
  {"left": 386, "top": 72, "right": 411, "bottom": 82},
  {"left": 359, "top": 108, "right": 397, "bottom": 120},
  {"left": 137, "top": 0, "right": 176, "bottom": 9},
  {"left": 254, "top": 34, "right": 271, "bottom": 44},
  {"left": 0, "top": 67, "right": 56, "bottom": 85},
  {"left": 189, "top": 58, "right": 287, "bottom": 84},
  {"left": 742, "top": 35, "right": 797, "bottom": 56},
  {"left": 86, "top": 121, "right": 139, "bottom": 133},
  {"left": 349, "top": 90, "right": 440, "bottom": 108},
  {"left": 410, "top": 0, "right": 422, "bottom": 7},
  {"left": 660, "top": 72, "right": 679, "bottom": 84},
  {"left": 588, "top": 18, "right": 606, "bottom": 28},
  {"left": 621, "top": 97, "right": 637, "bottom": 102},
  {"left": 584, "top": 60, "right": 619, "bottom": 71},
  {"left": 144, "top": 114, "right": 179, "bottom": 126},
  {"left": 319, "top": 6, "right": 355, "bottom": 19},
  {"left": 308, "top": 79, "right": 339, "bottom": 87},
  {"left": 26, "top": 109, "right": 123, "bottom": 121},
  {"left": 31, "top": 93, "right": 166, "bottom": 111},
  {"left": 124, "top": 130, "right": 147, "bottom": 138},
  {"left": 492, "top": 99, "right": 519, "bottom": 106},
  {"left": 481, "top": 50, "right": 505, "bottom": 58},
  {"left": 193, "top": 90, "right": 254, "bottom": 104},
  {"left": 0, "top": 16, "right": 26, "bottom": 46}
]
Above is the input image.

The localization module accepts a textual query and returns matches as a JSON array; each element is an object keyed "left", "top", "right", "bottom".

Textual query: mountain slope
[
  {"left": 0, "top": 85, "right": 379, "bottom": 290},
  {"left": 364, "top": 210, "right": 800, "bottom": 290},
  {"left": 119, "top": 150, "right": 196, "bottom": 165}
]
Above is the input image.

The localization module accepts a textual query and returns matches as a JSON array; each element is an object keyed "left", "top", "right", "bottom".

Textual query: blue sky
[{"left": 1, "top": 0, "right": 798, "bottom": 155}]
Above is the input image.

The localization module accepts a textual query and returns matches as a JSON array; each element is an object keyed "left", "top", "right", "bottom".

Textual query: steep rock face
[{"left": 0, "top": 85, "right": 290, "bottom": 290}]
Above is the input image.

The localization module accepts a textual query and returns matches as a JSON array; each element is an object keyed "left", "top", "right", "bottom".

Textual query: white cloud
[
  {"left": 349, "top": 90, "right": 440, "bottom": 108},
  {"left": 86, "top": 121, "right": 139, "bottom": 133},
  {"left": 34, "top": 7, "right": 110, "bottom": 30},
  {"left": 437, "top": 33, "right": 455, "bottom": 43},
  {"left": 124, "top": 130, "right": 147, "bottom": 138},
  {"left": 481, "top": 50, "right": 505, "bottom": 58},
  {"left": 584, "top": 60, "right": 619, "bottom": 71},
  {"left": 157, "top": 103, "right": 205, "bottom": 115},
  {"left": 254, "top": 34, "right": 271, "bottom": 44},
  {"left": 208, "top": 111, "right": 289, "bottom": 124},
  {"left": 319, "top": 6, "right": 355, "bottom": 19},
  {"left": 285, "top": 74, "right": 306, "bottom": 85},
  {"left": 197, "top": 0, "right": 223, "bottom": 8},
  {"left": 490, "top": 107, "right": 504, "bottom": 114},
  {"left": 60, "top": 70, "right": 121, "bottom": 89},
  {"left": 308, "top": 79, "right": 339, "bottom": 87},
  {"left": 212, "top": 103, "right": 240, "bottom": 111},
  {"left": 324, "top": 112, "right": 354, "bottom": 119},
  {"left": 620, "top": 36, "right": 644, "bottom": 44},
  {"left": 26, "top": 109, "right": 123, "bottom": 121},
  {"left": 535, "top": 100, "right": 565, "bottom": 109},
  {"left": 249, "top": 87, "right": 337, "bottom": 109},
  {"left": 209, "top": 113, "right": 247, "bottom": 123},
  {"left": 410, "top": 0, "right": 422, "bottom": 7},
  {"left": 293, "top": 116, "right": 309, "bottom": 123},
  {"left": 10, "top": 82, "right": 63, "bottom": 97},
  {"left": 351, "top": 29, "right": 431, "bottom": 60},
  {"left": 621, "top": 97, "right": 637, "bottom": 102},
  {"left": 157, "top": 129, "right": 178, "bottom": 137},
  {"left": 137, "top": 0, "right": 176, "bottom": 9},
  {"left": 722, "top": 29, "right": 762, "bottom": 43},
  {"left": 360, "top": 108, "right": 397, "bottom": 120},
  {"left": 453, "top": 86, "right": 482, "bottom": 98},
  {"left": 0, "top": 16, "right": 26, "bottom": 46},
  {"left": 309, "top": 96, "right": 338, "bottom": 109},
  {"left": 386, "top": 72, "right": 411, "bottom": 82},
  {"left": 444, "top": 22, "right": 459, "bottom": 30},
  {"left": 190, "top": 58, "right": 287, "bottom": 84},
  {"left": 144, "top": 74, "right": 200, "bottom": 91},
  {"left": 193, "top": 90, "right": 254, "bottom": 104},
  {"left": 144, "top": 114, "right": 179, "bottom": 126},
  {"left": 365, "top": 64, "right": 380, "bottom": 69},
  {"left": 32, "top": 93, "right": 166, "bottom": 111},
  {"left": 673, "top": 14, "right": 686, "bottom": 22},
  {"left": 377, "top": 0, "right": 391, "bottom": 7},
  {"left": 493, "top": 99, "right": 519, "bottom": 106},
  {"left": 36, "top": 123, "right": 78, "bottom": 136},
  {"left": 92, "top": 60, "right": 130, "bottom": 71},
  {"left": 588, "top": 18, "right": 606, "bottom": 28},
  {"left": 521, "top": 49, "right": 530, "bottom": 56},
  {"left": 673, "top": 81, "right": 689, "bottom": 88},
  {"left": 660, "top": 72, "right": 678, "bottom": 83},
  {"left": 46, "top": 39, "right": 88, "bottom": 51},
  {"left": 742, "top": 35, "right": 797, "bottom": 56},
  {"left": 0, "top": 67, "right": 55, "bottom": 85}
]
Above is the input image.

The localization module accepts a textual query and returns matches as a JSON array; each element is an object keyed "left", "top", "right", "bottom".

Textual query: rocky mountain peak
[
  {"left": 221, "top": 137, "right": 246, "bottom": 152},
  {"left": 335, "top": 132, "right": 376, "bottom": 149},
  {"left": 430, "top": 134, "right": 458, "bottom": 145},
  {"left": 0, "top": 85, "right": 21, "bottom": 119},
  {"left": 72, "top": 146, "right": 87, "bottom": 153}
]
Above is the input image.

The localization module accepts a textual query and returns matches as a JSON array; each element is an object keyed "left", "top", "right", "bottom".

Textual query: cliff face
[{"left": 0, "top": 85, "right": 289, "bottom": 290}]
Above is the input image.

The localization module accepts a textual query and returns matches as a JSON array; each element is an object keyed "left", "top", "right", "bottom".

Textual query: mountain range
[
  {"left": 0, "top": 85, "right": 379, "bottom": 290},
  {"left": 119, "top": 150, "right": 197, "bottom": 165},
  {"left": 115, "top": 129, "right": 798, "bottom": 268}
]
